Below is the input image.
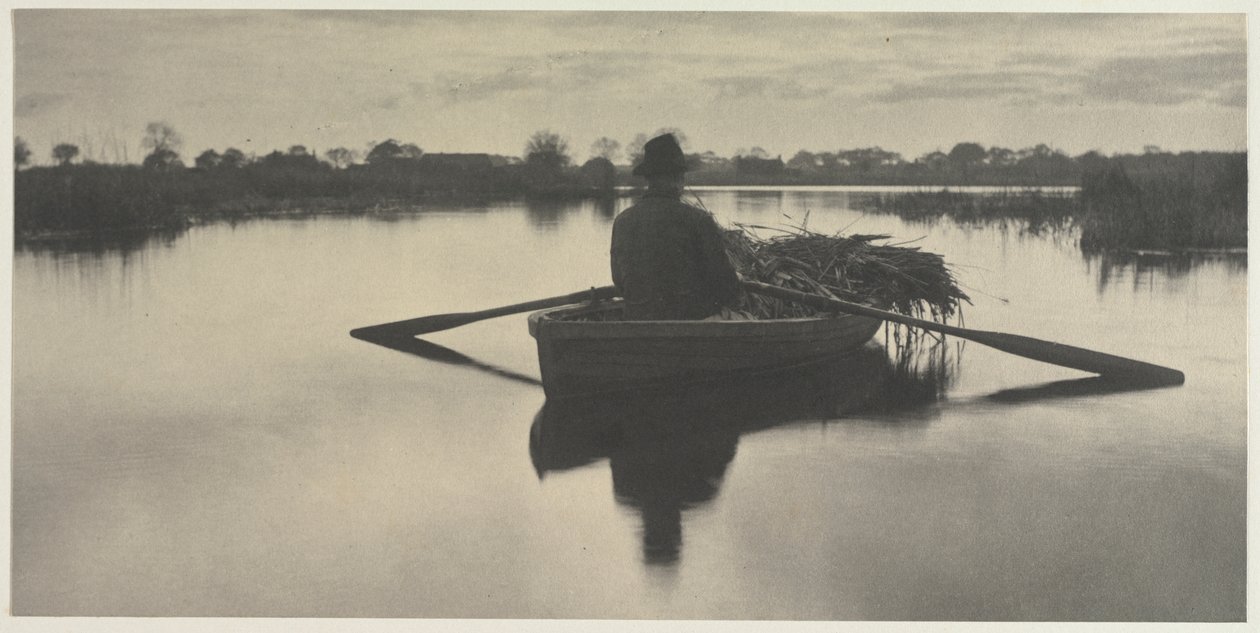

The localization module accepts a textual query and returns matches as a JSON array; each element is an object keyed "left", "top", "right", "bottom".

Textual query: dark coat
[{"left": 610, "top": 191, "right": 740, "bottom": 320}]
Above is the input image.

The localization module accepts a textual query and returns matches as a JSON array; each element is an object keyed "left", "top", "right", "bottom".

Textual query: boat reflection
[{"left": 529, "top": 343, "right": 950, "bottom": 566}]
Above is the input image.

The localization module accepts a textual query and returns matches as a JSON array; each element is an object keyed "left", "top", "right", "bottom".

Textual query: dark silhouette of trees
[
  {"left": 589, "top": 137, "right": 621, "bottom": 162},
  {"left": 259, "top": 149, "right": 321, "bottom": 170},
  {"left": 947, "top": 142, "right": 986, "bottom": 179},
  {"left": 220, "top": 148, "right": 248, "bottom": 169},
  {"left": 52, "top": 143, "right": 80, "bottom": 166},
  {"left": 143, "top": 148, "right": 184, "bottom": 171},
  {"left": 325, "top": 147, "right": 354, "bottom": 169},
  {"left": 195, "top": 149, "right": 221, "bottom": 169},
  {"left": 579, "top": 157, "right": 616, "bottom": 191},
  {"left": 142, "top": 122, "right": 183, "bottom": 172},
  {"left": 986, "top": 146, "right": 1016, "bottom": 167},
  {"left": 787, "top": 150, "right": 818, "bottom": 172},
  {"left": 366, "top": 139, "right": 405, "bottom": 164},
  {"left": 523, "top": 130, "right": 571, "bottom": 189},
  {"left": 946, "top": 142, "right": 986, "bottom": 182},
  {"left": 736, "top": 147, "right": 771, "bottom": 159},
  {"left": 917, "top": 151, "right": 948, "bottom": 171},
  {"left": 839, "top": 147, "right": 901, "bottom": 173},
  {"left": 143, "top": 122, "right": 181, "bottom": 154},
  {"left": 525, "top": 130, "right": 570, "bottom": 168},
  {"left": 15, "top": 137, "right": 31, "bottom": 168},
  {"left": 948, "top": 142, "right": 986, "bottom": 164}
]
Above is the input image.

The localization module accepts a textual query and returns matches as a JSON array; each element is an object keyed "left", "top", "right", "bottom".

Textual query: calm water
[{"left": 12, "top": 189, "right": 1246, "bottom": 620}]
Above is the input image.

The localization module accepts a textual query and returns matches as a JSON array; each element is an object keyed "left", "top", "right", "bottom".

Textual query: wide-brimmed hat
[{"left": 632, "top": 133, "right": 688, "bottom": 177}]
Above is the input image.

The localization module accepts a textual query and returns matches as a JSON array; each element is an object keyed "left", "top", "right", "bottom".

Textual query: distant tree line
[{"left": 12, "top": 122, "right": 1247, "bottom": 242}]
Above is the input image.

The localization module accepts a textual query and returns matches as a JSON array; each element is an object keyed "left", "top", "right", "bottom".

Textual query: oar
[
  {"left": 348, "top": 285, "right": 619, "bottom": 338},
  {"left": 742, "top": 280, "right": 1185, "bottom": 385}
]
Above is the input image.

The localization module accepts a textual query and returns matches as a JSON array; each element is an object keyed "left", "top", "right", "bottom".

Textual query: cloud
[
  {"left": 705, "top": 75, "right": 831, "bottom": 100},
  {"left": 1212, "top": 82, "right": 1246, "bottom": 109},
  {"left": 868, "top": 70, "right": 1057, "bottom": 103},
  {"left": 425, "top": 49, "right": 644, "bottom": 103},
  {"left": 1082, "top": 51, "right": 1246, "bottom": 107},
  {"left": 15, "top": 92, "right": 69, "bottom": 117},
  {"left": 862, "top": 48, "right": 1245, "bottom": 110}
]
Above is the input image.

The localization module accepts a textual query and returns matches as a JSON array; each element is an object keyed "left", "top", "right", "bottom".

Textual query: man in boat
[{"left": 611, "top": 133, "right": 741, "bottom": 320}]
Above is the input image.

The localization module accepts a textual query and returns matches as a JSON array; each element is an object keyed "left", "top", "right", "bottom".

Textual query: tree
[
  {"left": 919, "top": 151, "right": 949, "bottom": 170},
  {"left": 142, "top": 148, "right": 184, "bottom": 171},
  {"left": 399, "top": 143, "right": 423, "bottom": 159},
  {"left": 15, "top": 137, "right": 31, "bottom": 168},
  {"left": 195, "top": 149, "right": 222, "bottom": 169},
  {"left": 52, "top": 143, "right": 80, "bottom": 166},
  {"left": 947, "top": 142, "right": 986, "bottom": 167},
  {"left": 738, "top": 147, "right": 771, "bottom": 159},
  {"left": 787, "top": 150, "right": 819, "bottom": 171},
  {"left": 142, "top": 122, "right": 182, "bottom": 154},
  {"left": 220, "top": 148, "right": 248, "bottom": 169},
  {"left": 524, "top": 129, "right": 571, "bottom": 168},
  {"left": 838, "top": 147, "right": 902, "bottom": 173},
  {"left": 324, "top": 147, "right": 355, "bottom": 169},
  {"left": 579, "top": 157, "right": 616, "bottom": 191},
  {"left": 948, "top": 142, "right": 987, "bottom": 181},
  {"left": 366, "top": 139, "right": 405, "bottom": 164},
  {"left": 142, "top": 122, "right": 182, "bottom": 171},
  {"left": 625, "top": 133, "right": 650, "bottom": 167},
  {"left": 1075, "top": 150, "right": 1108, "bottom": 173},
  {"left": 986, "top": 146, "right": 1016, "bottom": 167},
  {"left": 589, "top": 137, "right": 622, "bottom": 162}
]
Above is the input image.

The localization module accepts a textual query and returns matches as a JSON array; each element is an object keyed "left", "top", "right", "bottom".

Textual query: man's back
[{"left": 611, "top": 192, "right": 739, "bottom": 320}]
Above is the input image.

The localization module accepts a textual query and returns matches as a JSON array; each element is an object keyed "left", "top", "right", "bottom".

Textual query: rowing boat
[{"left": 527, "top": 298, "right": 882, "bottom": 399}]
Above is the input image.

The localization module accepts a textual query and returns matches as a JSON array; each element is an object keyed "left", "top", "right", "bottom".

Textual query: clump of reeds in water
[
  {"left": 856, "top": 188, "right": 1077, "bottom": 235},
  {"left": 1077, "top": 158, "right": 1247, "bottom": 251},
  {"left": 724, "top": 223, "right": 971, "bottom": 327}
]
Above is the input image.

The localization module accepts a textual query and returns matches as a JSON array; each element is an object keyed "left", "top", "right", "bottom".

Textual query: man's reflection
[
  {"left": 610, "top": 411, "right": 739, "bottom": 565},
  {"left": 530, "top": 343, "right": 948, "bottom": 566}
]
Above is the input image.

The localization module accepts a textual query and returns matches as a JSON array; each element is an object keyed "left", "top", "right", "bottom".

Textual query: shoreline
[{"left": 14, "top": 192, "right": 1247, "bottom": 259}]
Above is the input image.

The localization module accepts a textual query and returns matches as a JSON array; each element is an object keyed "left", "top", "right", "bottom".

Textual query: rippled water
[{"left": 12, "top": 188, "right": 1246, "bottom": 620}]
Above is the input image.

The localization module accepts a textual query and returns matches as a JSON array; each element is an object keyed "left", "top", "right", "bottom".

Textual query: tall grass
[
  {"left": 857, "top": 154, "right": 1246, "bottom": 251},
  {"left": 1077, "top": 155, "right": 1246, "bottom": 251},
  {"left": 858, "top": 188, "right": 1077, "bottom": 234}
]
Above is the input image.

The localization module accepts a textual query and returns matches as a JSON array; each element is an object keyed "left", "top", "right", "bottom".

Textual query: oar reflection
[{"left": 350, "top": 325, "right": 542, "bottom": 387}]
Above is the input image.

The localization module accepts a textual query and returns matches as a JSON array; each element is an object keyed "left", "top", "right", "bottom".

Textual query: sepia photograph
[{"left": 5, "top": 2, "right": 1251, "bottom": 627}]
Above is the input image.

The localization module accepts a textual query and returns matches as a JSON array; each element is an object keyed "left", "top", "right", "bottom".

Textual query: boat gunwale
[{"left": 528, "top": 299, "right": 882, "bottom": 340}]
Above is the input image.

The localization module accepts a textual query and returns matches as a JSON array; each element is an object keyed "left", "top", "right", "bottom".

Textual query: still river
[{"left": 12, "top": 188, "right": 1246, "bottom": 620}]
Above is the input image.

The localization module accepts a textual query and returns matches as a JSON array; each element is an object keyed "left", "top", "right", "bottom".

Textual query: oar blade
[
  {"left": 965, "top": 330, "right": 1185, "bottom": 385},
  {"left": 349, "top": 311, "right": 479, "bottom": 338},
  {"left": 349, "top": 285, "right": 621, "bottom": 339}
]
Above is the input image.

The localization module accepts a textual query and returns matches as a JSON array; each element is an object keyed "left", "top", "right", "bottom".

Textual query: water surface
[{"left": 12, "top": 190, "right": 1246, "bottom": 620}]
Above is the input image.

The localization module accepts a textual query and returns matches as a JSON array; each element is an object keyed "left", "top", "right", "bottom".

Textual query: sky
[{"left": 11, "top": 9, "right": 1249, "bottom": 166}]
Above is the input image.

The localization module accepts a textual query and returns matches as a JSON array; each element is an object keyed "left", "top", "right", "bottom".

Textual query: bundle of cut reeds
[{"left": 724, "top": 224, "right": 970, "bottom": 325}]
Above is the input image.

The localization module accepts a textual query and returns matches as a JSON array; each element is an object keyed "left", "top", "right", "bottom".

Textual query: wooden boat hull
[{"left": 527, "top": 299, "right": 882, "bottom": 399}]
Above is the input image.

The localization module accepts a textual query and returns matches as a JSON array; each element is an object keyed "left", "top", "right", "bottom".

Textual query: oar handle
[{"left": 741, "top": 280, "right": 1184, "bottom": 385}]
